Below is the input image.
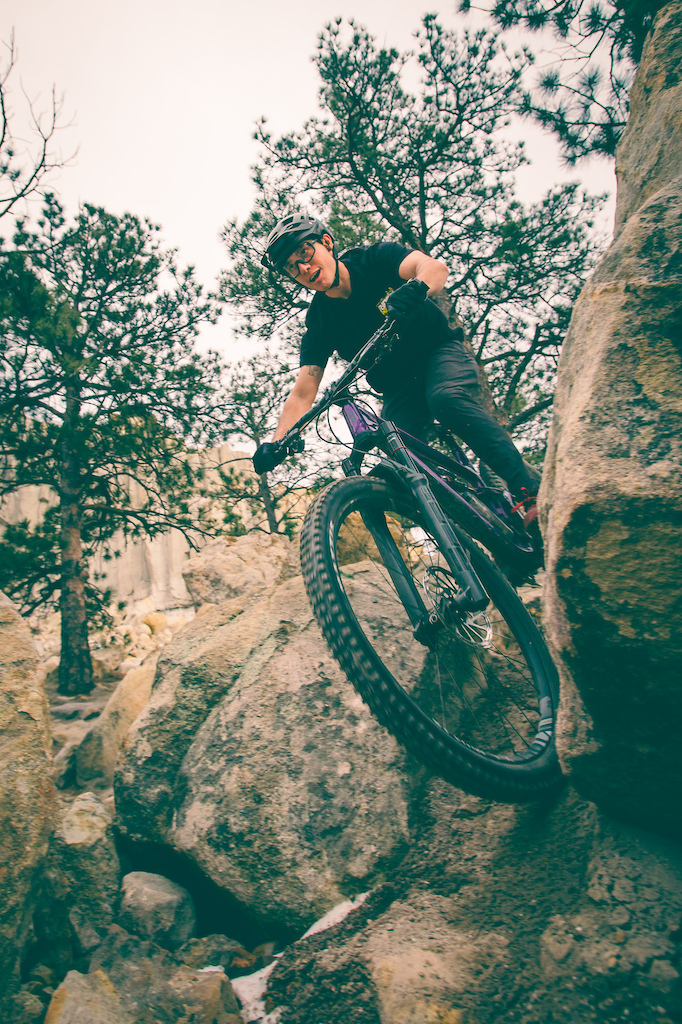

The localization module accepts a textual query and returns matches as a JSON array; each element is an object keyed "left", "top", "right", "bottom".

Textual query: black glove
[
  {"left": 385, "top": 278, "right": 429, "bottom": 325},
  {"left": 253, "top": 441, "right": 284, "bottom": 475}
]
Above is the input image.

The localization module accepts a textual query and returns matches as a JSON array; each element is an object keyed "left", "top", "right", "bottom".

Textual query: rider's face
[{"left": 287, "top": 235, "right": 336, "bottom": 291}]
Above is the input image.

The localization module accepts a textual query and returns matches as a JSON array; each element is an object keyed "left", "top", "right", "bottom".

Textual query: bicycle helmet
[{"left": 262, "top": 213, "right": 334, "bottom": 272}]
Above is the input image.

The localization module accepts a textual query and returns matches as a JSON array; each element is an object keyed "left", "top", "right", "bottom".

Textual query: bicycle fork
[{"left": 344, "top": 420, "right": 489, "bottom": 649}]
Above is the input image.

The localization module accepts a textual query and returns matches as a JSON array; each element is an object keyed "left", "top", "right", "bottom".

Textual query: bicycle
[{"left": 270, "top": 320, "right": 562, "bottom": 802}]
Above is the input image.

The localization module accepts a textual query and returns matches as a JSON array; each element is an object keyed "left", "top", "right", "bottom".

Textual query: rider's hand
[
  {"left": 385, "top": 279, "right": 429, "bottom": 325},
  {"left": 253, "top": 441, "right": 284, "bottom": 475}
]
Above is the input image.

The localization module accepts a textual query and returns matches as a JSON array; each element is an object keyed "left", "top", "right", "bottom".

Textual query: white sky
[{"left": 2, "top": 0, "right": 616, "bottom": 360}]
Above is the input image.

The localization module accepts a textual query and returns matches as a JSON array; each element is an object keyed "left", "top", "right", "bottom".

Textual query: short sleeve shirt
[{"left": 299, "top": 242, "right": 454, "bottom": 373}]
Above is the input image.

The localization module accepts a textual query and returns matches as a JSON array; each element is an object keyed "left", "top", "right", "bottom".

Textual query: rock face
[
  {"left": 0, "top": 593, "right": 58, "bottom": 1016},
  {"left": 115, "top": 534, "right": 421, "bottom": 933},
  {"left": 540, "top": 0, "right": 682, "bottom": 835},
  {"left": 262, "top": 781, "right": 682, "bottom": 1024}
]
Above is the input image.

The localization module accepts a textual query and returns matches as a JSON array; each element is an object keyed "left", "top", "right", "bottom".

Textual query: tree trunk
[
  {"left": 57, "top": 393, "right": 93, "bottom": 695},
  {"left": 258, "top": 475, "right": 281, "bottom": 534}
]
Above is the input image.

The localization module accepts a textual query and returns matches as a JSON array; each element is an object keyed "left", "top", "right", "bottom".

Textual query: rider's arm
[
  {"left": 397, "top": 251, "right": 449, "bottom": 296},
  {"left": 272, "top": 364, "right": 324, "bottom": 440}
]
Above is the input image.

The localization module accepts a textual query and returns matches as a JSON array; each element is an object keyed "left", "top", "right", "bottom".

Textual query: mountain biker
[{"left": 252, "top": 213, "right": 539, "bottom": 521}]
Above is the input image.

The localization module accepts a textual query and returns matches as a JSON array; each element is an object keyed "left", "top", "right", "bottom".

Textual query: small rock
[
  {"left": 176, "top": 934, "right": 256, "bottom": 975},
  {"left": 28, "top": 963, "right": 58, "bottom": 988},
  {"left": 52, "top": 744, "right": 78, "bottom": 790},
  {"left": 648, "top": 958, "right": 679, "bottom": 994},
  {"left": 144, "top": 612, "right": 168, "bottom": 635},
  {"left": 42, "top": 968, "right": 132, "bottom": 1024},
  {"left": 119, "top": 872, "right": 196, "bottom": 950},
  {"left": 252, "top": 940, "right": 278, "bottom": 968},
  {"left": 8, "top": 988, "right": 46, "bottom": 1024},
  {"left": 117, "top": 656, "right": 142, "bottom": 675}
]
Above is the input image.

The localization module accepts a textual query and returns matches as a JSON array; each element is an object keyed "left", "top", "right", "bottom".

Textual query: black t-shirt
[{"left": 299, "top": 243, "right": 457, "bottom": 384}]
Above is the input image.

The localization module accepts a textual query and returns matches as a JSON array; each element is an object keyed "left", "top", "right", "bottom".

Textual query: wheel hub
[{"left": 421, "top": 566, "right": 493, "bottom": 649}]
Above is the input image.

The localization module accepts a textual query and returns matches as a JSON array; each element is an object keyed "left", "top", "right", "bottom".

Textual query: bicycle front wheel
[{"left": 300, "top": 476, "right": 561, "bottom": 801}]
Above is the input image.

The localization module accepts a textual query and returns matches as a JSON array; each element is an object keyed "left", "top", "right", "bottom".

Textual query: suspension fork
[
  {"left": 375, "top": 421, "right": 489, "bottom": 612},
  {"left": 359, "top": 504, "right": 434, "bottom": 641},
  {"left": 345, "top": 421, "right": 489, "bottom": 645}
]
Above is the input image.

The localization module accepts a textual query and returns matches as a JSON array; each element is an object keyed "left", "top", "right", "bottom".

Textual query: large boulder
[
  {"left": 181, "top": 530, "right": 299, "bottom": 608},
  {"left": 33, "top": 793, "right": 121, "bottom": 972},
  {"left": 75, "top": 658, "right": 158, "bottom": 787},
  {"left": 540, "top": 0, "right": 682, "bottom": 835},
  {"left": 0, "top": 593, "right": 58, "bottom": 1015},
  {"left": 115, "top": 537, "right": 422, "bottom": 933}
]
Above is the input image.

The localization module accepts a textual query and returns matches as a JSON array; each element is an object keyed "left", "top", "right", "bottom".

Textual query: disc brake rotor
[{"left": 422, "top": 566, "right": 493, "bottom": 649}]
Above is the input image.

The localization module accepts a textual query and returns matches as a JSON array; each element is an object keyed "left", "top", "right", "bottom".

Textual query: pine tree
[
  {"left": 461, "top": 0, "right": 664, "bottom": 162},
  {"left": 0, "top": 196, "right": 226, "bottom": 694}
]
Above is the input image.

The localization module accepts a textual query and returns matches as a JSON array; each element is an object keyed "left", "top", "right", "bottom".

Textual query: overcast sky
[{"left": 2, "top": 0, "right": 616, "bottom": 359}]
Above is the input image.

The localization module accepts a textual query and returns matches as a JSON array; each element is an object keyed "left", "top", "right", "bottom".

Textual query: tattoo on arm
[{"left": 307, "top": 366, "right": 322, "bottom": 378}]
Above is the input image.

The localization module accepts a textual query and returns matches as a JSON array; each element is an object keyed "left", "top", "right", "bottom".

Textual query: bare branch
[{"left": 1, "top": 32, "right": 75, "bottom": 222}]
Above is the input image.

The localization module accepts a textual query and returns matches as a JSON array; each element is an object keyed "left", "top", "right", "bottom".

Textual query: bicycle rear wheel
[{"left": 300, "top": 476, "right": 561, "bottom": 801}]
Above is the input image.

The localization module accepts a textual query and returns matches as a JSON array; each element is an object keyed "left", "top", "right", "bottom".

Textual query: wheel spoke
[{"left": 335, "top": 505, "right": 543, "bottom": 758}]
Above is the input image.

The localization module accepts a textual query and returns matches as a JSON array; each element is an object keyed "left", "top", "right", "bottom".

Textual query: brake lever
[
  {"left": 279, "top": 436, "right": 305, "bottom": 459},
  {"left": 286, "top": 437, "right": 305, "bottom": 455}
]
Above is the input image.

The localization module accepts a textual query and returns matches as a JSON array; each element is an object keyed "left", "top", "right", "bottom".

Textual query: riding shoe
[{"left": 511, "top": 486, "right": 538, "bottom": 529}]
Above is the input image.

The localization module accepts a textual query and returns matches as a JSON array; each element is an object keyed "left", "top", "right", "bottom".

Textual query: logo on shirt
[{"left": 377, "top": 287, "right": 395, "bottom": 317}]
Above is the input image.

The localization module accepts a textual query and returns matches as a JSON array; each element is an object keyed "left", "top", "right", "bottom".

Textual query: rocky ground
[
  {"left": 2, "top": 529, "right": 677, "bottom": 1024},
  {"left": 263, "top": 784, "right": 682, "bottom": 1024}
]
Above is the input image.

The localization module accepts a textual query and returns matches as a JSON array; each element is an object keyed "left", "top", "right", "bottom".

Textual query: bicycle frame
[
  {"left": 337, "top": 398, "right": 533, "bottom": 560},
  {"left": 337, "top": 406, "right": 490, "bottom": 613}
]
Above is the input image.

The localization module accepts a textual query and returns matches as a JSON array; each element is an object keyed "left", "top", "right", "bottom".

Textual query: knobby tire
[{"left": 300, "top": 476, "right": 561, "bottom": 802}]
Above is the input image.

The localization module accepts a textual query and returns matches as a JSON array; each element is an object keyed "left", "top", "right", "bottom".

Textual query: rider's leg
[
  {"left": 380, "top": 369, "right": 432, "bottom": 439},
  {"left": 424, "top": 343, "right": 540, "bottom": 501}
]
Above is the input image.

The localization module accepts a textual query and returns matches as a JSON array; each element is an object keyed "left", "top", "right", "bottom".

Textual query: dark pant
[{"left": 381, "top": 342, "right": 539, "bottom": 497}]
